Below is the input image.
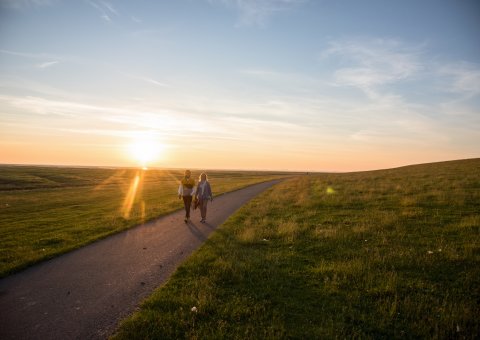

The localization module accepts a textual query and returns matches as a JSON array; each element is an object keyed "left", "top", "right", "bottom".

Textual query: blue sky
[{"left": 0, "top": 0, "right": 479, "bottom": 171}]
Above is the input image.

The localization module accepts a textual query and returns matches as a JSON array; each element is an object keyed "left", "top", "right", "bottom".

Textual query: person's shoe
[
  {"left": 184, "top": 217, "right": 188, "bottom": 223},
  {"left": 201, "top": 219, "right": 206, "bottom": 223}
]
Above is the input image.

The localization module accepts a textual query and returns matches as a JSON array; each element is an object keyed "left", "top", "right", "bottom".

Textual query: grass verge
[
  {"left": 0, "top": 166, "right": 289, "bottom": 277},
  {"left": 113, "top": 159, "right": 480, "bottom": 339}
]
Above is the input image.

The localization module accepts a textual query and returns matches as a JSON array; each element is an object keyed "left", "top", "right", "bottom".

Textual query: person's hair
[
  {"left": 199, "top": 172, "right": 208, "bottom": 181},
  {"left": 184, "top": 169, "right": 191, "bottom": 177}
]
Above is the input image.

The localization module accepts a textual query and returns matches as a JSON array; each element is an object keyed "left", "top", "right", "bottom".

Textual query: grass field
[
  {"left": 113, "top": 159, "right": 480, "bottom": 339},
  {"left": 0, "top": 165, "right": 289, "bottom": 277}
]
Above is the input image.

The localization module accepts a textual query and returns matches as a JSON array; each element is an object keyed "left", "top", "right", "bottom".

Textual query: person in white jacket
[
  {"left": 178, "top": 170, "right": 195, "bottom": 223},
  {"left": 195, "top": 172, "right": 213, "bottom": 223}
]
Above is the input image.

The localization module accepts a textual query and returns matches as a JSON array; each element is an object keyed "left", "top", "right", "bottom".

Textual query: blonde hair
[{"left": 199, "top": 172, "right": 208, "bottom": 181}]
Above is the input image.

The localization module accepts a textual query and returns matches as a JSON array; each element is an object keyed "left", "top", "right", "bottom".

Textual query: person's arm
[
  {"left": 178, "top": 183, "right": 183, "bottom": 198},
  {"left": 208, "top": 182, "right": 213, "bottom": 201}
]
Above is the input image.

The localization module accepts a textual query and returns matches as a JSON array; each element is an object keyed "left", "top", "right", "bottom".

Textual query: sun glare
[{"left": 127, "top": 135, "right": 164, "bottom": 169}]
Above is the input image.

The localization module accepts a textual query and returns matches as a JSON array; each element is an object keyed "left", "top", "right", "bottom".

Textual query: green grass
[
  {"left": 0, "top": 165, "right": 289, "bottom": 277},
  {"left": 113, "top": 158, "right": 480, "bottom": 339}
]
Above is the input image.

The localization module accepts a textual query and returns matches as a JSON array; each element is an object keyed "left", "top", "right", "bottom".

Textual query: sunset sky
[{"left": 1, "top": 0, "right": 479, "bottom": 171}]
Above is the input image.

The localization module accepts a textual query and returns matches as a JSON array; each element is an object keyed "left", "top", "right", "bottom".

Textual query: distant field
[
  {"left": 0, "top": 165, "right": 289, "bottom": 277},
  {"left": 113, "top": 159, "right": 480, "bottom": 339}
]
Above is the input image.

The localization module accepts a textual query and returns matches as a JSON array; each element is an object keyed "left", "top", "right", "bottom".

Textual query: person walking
[
  {"left": 178, "top": 169, "right": 195, "bottom": 223},
  {"left": 195, "top": 172, "right": 213, "bottom": 223}
]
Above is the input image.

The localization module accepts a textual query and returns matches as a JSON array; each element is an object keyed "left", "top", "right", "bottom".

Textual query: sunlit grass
[
  {"left": 113, "top": 159, "right": 480, "bottom": 339},
  {"left": 0, "top": 166, "right": 289, "bottom": 277}
]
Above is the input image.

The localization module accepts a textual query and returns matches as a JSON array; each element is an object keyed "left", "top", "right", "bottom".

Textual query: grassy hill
[
  {"left": 113, "top": 158, "right": 480, "bottom": 339},
  {"left": 0, "top": 166, "right": 288, "bottom": 277}
]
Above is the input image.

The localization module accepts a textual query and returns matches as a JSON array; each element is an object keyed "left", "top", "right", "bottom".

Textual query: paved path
[{"left": 0, "top": 180, "right": 281, "bottom": 340}]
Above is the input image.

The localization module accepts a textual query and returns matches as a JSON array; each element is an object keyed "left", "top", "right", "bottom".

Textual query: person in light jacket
[
  {"left": 178, "top": 169, "right": 195, "bottom": 223},
  {"left": 195, "top": 172, "right": 213, "bottom": 223}
]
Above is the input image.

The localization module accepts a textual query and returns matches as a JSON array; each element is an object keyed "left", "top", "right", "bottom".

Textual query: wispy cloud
[
  {"left": 0, "top": 94, "right": 205, "bottom": 135},
  {"left": 437, "top": 61, "right": 480, "bottom": 98},
  {"left": 209, "top": 0, "right": 307, "bottom": 26},
  {"left": 119, "top": 72, "right": 170, "bottom": 88},
  {"left": 0, "top": 95, "right": 100, "bottom": 117},
  {"left": 322, "top": 38, "right": 423, "bottom": 98},
  {"left": 0, "top": 49, "right": 65, "bottom": 69},
  {"left": 0, "top": 75, "right": 86, "bottom": 100},
  {"left": 0, "top": 49, "right": 60, "bottom": 60},
  {"left": 0, "top": 0, "right": 58, "bottom": 9},
  {"left": 131, "top": 16, "right": 142, "bottom": 23},
  {"left": 138, "top": 77, "right": 169, "bottom": 87},
  {"left": 239, "top": 68, "right": 320, "bottom": 90},
  {"left": 36, "top": 60, "right": 59, "bottom": 69},
  {"left": 86, "top": 0, "right": 119, "bottom": 23}
]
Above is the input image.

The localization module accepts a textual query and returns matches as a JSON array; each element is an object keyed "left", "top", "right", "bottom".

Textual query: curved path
[{"left": 0, "top": 179, "right": 281, "bottom": 340}]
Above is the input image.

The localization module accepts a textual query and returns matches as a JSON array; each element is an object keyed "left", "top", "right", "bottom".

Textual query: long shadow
[
  {"left": 186, "top": 221, "right": 208, "bottom": 241},
  {"left": 203, "top": 221, "right": 215, "bottom": 230}
]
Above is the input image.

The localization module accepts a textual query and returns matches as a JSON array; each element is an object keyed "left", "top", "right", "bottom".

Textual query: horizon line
[{"left": 1, "top": 157, "right": 478, "bottom": 174}]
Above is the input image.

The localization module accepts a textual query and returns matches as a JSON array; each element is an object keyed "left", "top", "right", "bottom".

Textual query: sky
[{"left": 0, "top": 0, "right": 479, "bottom": 171}]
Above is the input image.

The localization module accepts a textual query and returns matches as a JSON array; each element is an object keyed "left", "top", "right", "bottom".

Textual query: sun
[{"left": 127, "top": 136, "right": 164, "bottom": 169}]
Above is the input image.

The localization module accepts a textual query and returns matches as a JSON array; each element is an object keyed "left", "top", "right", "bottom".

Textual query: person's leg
[
  {"left": 201, "top": 199, "right": 208, "bottom": 220},
  {"left": 182, "top": 196, "right": 187, "bottom": 217},
  {"left": 182, "top": 196, "right": 188, "bottom": 220},
  {"left": 183, "top": 196, "right": 192, "bottom": 219},
  {"left": 186, "top": 196, "right": 192, "bottom": 218}
]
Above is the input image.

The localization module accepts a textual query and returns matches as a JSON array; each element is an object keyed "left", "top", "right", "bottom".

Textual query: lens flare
[
  {"left": 326, "top": 187, "right": 336, "bottom": 194},
  {"left": 122, "top": 171, "right": 143, "bottom": 219}
]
